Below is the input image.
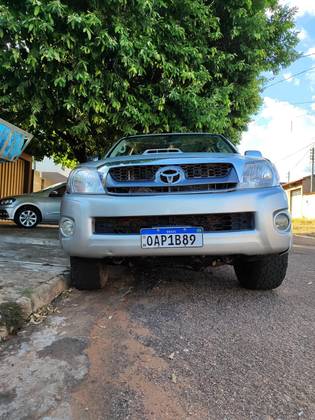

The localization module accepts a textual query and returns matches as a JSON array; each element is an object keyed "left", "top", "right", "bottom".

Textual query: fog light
[
  {"left": 274, "top": 212, "right": 290, "bottom": 232},
  {"left": 60, "top": 217, "right": 75, "bottom": 237}
]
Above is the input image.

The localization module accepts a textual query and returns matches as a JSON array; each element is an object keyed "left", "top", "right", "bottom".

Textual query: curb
[
  {"left": 0, "top": 235, "right": 60, "bottom": 247},
  {"left": 0, "top": 271, "right": 70, "bottom": 340}
]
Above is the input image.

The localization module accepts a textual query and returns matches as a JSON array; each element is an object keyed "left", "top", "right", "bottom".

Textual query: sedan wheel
[{"left": 14, "top": 207, "right": 41, "bottom": 228}]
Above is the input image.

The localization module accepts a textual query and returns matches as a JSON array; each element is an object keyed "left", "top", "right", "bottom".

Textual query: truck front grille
[
  {"left": 106, "top": 162, "right": 238, "bottom": 195},
  {"left": 109, "top": 163, "right": 232, "bottom": 182},
  {"left": 107, "top": 183, "right": 237, "bottom": 194},
  {"left": 94, "top": 212, "right": 254, "bottom": 234}
]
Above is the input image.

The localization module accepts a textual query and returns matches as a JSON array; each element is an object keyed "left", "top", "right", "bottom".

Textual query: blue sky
[{"left": 240, "top": 0, "right": 315, "bottom": 182}]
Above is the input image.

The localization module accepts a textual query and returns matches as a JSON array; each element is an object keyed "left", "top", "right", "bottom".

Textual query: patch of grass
[
  {"left": 21, "top": 288, "right": 33, "bottom": 298},
  {"left": 0, "top": 302, "right": 24, "bottom": 334},
  {"left": 292, "top": 218, "right": 315, "bottom": 235}
]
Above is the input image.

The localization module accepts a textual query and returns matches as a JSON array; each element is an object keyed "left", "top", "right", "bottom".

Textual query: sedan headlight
[
  {"left": 67, "top": 168, "right": 105, "bottom": 194},
  {"left": 0, "top": 198, "right": 16, "bottom": 206},
  {"left": 239, "top": 160, "right": 279, "bottom": 189}
]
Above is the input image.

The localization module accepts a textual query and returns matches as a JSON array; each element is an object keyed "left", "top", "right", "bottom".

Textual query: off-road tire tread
[
  {"left": 234, "top": 253, "right": 288, "bottom": 290},
  {"left": 71, "top": 257, "right": 108, "bottom": 290}
]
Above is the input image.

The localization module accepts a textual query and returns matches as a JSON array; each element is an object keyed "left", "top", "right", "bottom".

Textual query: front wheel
[
  {"left": 70, "top": 257, "right": 109, "bottom": 290},
  {"left": 14, "top": 206, "right": 41, "bottom": 228},
  {"left": 234, "top": 253, "right": 288, "bottom": 290}
]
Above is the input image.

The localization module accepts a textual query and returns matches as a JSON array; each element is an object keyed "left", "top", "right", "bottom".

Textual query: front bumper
[
  {"left": 60, "top": 187, "right": 292, "bottom": 258},
  {"left": 0, "top": 206, "right": 14, "bottom": 220}
]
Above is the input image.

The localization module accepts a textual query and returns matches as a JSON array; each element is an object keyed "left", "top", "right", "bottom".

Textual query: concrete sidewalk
[
  {"left": 0, "top": 221, "right": 59, "bottom": 246},
  {"left": 0, "top": 222, "right": 69, "bottom": 339}
]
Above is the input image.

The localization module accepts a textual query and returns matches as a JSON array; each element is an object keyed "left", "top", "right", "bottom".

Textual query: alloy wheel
[{"left": 19, "top": 210, "right": 38, "bottom": 227}]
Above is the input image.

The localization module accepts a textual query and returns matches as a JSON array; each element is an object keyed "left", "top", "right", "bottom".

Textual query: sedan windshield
[{"left": 108, "top": 134, "right": 237, "bottom": 157}]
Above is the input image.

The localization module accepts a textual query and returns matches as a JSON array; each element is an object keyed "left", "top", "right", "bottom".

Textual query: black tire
[
  {"left": 70, "top": 257, "right": 109, "bottom": 290},
  {"left": 234, "top": 253, "right": 288, "bottom": 290},
  {"left": 14, "top": 206, "right": 41, "bottom": 228}
]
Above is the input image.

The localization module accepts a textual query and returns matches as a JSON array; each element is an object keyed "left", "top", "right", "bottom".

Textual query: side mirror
[
  {"left": 245, "top": 150, "right": 262, "bottom": 158},
  {"left": 49, "top": 190, "right": 59, "bottom": 197}
]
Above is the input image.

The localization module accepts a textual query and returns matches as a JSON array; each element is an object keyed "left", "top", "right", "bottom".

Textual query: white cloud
[
  {"left": 297, "top": 28, "right": 308, "bottom": 41},
  {"left": 240, "top": 97, "right": 315, "bottom": 182},
  {"left": 279, "top": 0, "right": 315, "bottom": 17},
  {"left": 283, "top": 72, "right": 300, "bottom": 86},
  {"left": 306, "top": 70, "right": 315, "bottom": 91},
  {"left": 305, "top": 47, "right": 315, "bottom": 59},
  {"left": 283, "top": 72, "right": 292, "bottom": 80}
]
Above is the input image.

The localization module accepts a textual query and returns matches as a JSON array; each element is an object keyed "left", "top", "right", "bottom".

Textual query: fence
[{"left": 0, "top": 153, "right": 33, "bottom": 198}]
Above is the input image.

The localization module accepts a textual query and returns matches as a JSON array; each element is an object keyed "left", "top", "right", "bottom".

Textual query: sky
[{"left": 240, "top": 0, "right": 315, "bottom": 182}]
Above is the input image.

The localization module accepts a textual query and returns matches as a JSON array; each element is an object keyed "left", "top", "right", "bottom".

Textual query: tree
[{"left": 0, "top": 0, "right": 298, "bottom": 163}]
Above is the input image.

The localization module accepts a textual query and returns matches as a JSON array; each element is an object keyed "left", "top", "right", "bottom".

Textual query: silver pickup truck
[{"left": 60, "top": 133, "right": 291, "bottom": 290}]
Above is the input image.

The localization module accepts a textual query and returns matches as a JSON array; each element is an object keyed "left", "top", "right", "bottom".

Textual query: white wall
[
  {"left": 302, "top": 195, "right": 315, "bottom": 219},
  {"left": 285, "top": 187, "right": 315, "bottom": 219},
  {"left": 34, "top": 157, "right": 71, "bottom": 176}
]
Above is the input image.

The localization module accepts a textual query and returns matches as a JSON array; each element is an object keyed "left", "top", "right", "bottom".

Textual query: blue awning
[{"left": 0, "top": 118, "right": 33, "bottom": 162}]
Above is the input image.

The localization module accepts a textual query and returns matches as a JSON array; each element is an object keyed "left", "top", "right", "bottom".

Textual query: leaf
[{"left": 0, "top": 0, "right": 299, "bottom": 163}]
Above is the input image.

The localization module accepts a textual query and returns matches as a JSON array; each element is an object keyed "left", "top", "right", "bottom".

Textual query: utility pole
[{"left": 311, "top": 147, "right": 315, "bottom": 193}]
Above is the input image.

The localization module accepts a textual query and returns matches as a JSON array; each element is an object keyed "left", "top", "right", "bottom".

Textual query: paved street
[{"left": 0, "top": 237, "right": 314, "bottom": 420}]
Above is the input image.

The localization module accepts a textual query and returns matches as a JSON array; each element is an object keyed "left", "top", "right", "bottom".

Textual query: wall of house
[
  {"left": 0, "top": 153, "right": 32, "bottom": 198},
  {"left": 284, "top": 186, "right": 315, "bottom": 219},
  {"left": 33, "top": 170, "right": 44, "bottom": 192},
  {"left": 302, "top": 194, "right": 315, "bottom": 219}
]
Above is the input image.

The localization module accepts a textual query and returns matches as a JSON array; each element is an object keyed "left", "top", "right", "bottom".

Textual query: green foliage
[
  {"left": 0, "top": 0, "right": 298, "bottom": 162},
  {"left": 0, "top": 302, "right": 24, "bottom": 334}
]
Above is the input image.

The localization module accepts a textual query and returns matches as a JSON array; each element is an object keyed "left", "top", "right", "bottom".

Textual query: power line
[
  {"left": 275, "top": 141, "right": 315, "bottom": 163},
  {"left": 263, "top": 65, "right": 315, "bottom": 90},
  {"left": 299, "top": 52, "right": 315, "bottom": 59},
  {"left": 288, "top": 150, "right": 309, "bottom": 171},
  {"left": 263, "top": 50, "right": 315, "bottom": 85}
]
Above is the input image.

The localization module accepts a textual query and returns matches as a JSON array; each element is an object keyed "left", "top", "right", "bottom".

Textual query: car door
[{"left": 44, "top": 185, "right": 66, "bottom": 222}]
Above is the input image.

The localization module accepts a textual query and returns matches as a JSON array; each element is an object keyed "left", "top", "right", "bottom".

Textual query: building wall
[
  {"left": 33, "top": 170, "right": 45, "bottom": 192},
  {"left": 33, "top": 170, "right": 67, "bottom": 192},
  {"left": 302, "top": 194, "right": 315, "bottom": 219},
  {"left": 0, "top": 153, "right": 32, "bottom": 198},
  {"left": 284, "top": 186, "right": 315, "bottom": 219},
  {"left": 302, "top": 176, "right": 315, "bottom": 194}
]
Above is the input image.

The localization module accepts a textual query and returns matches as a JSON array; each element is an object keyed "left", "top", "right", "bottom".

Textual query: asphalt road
[{"left": 0, "top": 237, "right": 314, "bottom": 420}]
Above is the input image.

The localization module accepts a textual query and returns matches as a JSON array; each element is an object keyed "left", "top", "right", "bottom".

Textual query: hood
[
  {"left": 77, "top": 152, "right": 266, "bottom": 181},
  {"left": 0, "top": 191, "right": 42, "bottom": 201},
  {"left": 80, "top": 152, "right": 263, "bottom": 167}
]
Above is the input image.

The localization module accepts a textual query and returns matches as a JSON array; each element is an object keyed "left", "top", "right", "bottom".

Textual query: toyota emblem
[{"left": 156, "top": 166, "right": 184, "bottom": 185}]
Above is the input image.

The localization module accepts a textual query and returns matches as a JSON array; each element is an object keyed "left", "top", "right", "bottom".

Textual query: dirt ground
[{"left": 0, "top": 237, "right": 314, "bottom": 420}]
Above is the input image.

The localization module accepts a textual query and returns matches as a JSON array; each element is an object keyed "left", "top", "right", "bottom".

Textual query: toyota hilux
[{"left": 59, "top": 133, "right": 291, "bottom": 290}]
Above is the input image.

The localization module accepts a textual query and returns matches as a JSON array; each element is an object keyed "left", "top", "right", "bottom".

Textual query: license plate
[{"left": 140, "top": 227, "right": 203, "bottom": 249}]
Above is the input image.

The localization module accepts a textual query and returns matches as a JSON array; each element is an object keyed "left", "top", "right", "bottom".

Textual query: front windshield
[{"left": 108, "top": 134, "right": 236, "bottom": 158}]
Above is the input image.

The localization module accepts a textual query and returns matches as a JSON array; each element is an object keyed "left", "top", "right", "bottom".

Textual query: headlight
[
  {"left": 239, "top": 160, "right": 279, "bottom": 189},
  {"left": 274, "top": 212, "right": 291, "bottom": 232},
  {"left": 60, "top": 217, "right": 75, "bottom": 237},
  {"left": 0, "top": 198, "right": 16, "bottom": 206},
  {"left": 67, "top": 168, "right": 105, "bottom": 194}
]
